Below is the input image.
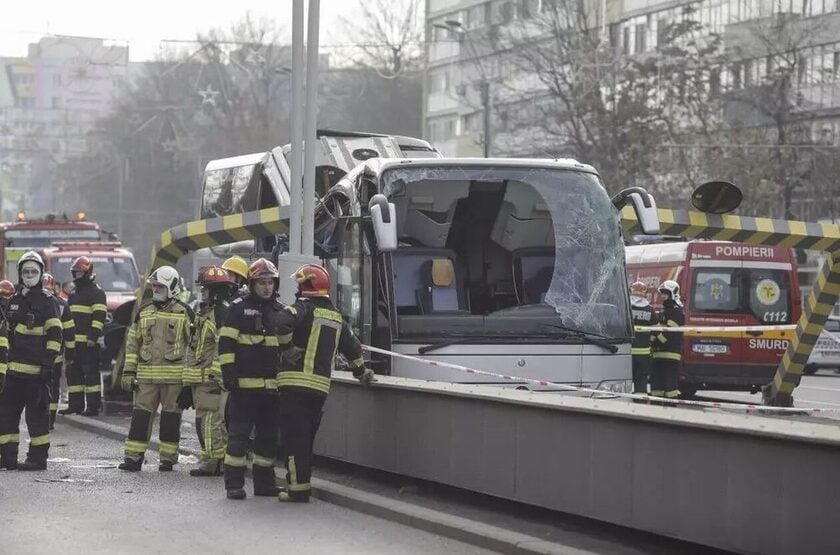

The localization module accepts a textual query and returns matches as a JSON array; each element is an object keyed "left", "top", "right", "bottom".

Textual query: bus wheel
[
  {"left": 803, "top": 364, "right": 817, "bottom": 376},
  {"left": 678, "top": 385, "right": 698, "bottom": 398}
]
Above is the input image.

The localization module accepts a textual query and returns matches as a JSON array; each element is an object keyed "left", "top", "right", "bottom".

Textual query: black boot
[
  {"left": 226, "top": 488, "right": 247, "bottom": 500},
  {"left": 254, "top": 485, "right": 280, "bottom": 497},
  {"left": 17, "top": 459, "right": 47, "bottom": 471},
  {"left": 277, "top": 489, "right": 310, "bottom": 503},
  {"left": 118, "top": 457, "right": 143, "bottom": 472},
  {"left": 0, "top": 458, "right": 18, "bottom": 470},
  {"left": 50, "top": 414, "right": 56, "bottom": 430},
  {"left": 158, "top": 461, "right": 175, "bottom": 472},
  {"left": 58, "top": 407, "right": 82, "bottom": 415}
]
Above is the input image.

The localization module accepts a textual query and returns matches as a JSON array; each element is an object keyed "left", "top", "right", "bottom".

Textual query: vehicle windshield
[
  {"left": 692, "top": 267, "right": 791, "bottom": 323},
  {"left": 382, "top": 165, "right": 631, "bottom": 338},
  {"left": 49, "top": 256, "right": 140, "bottom": 292},
  {"left": 4, "top": 229, "right": 101, "bottom": 248},
  {"left": 201, "top": 164, "right": 255, "bottom": 218}
]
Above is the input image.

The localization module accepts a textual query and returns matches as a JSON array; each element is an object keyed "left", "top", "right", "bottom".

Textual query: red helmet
[
  {"left": 72, "top": 256, "right": 93, "bottom": 278},
  {"left": 42, "top": 272, "right": 58, "bottom": 292},
  {"left": 197, "top": 266, "right": 235, "bottom": 286},
  {"left": 248, "top": 258, "right": 279, "bottom": 282},
  {"left": 291, "top": 264, "right": 330, "bottom": 297},
  {"left": 0, "top": 280, "right": 15, "bottom": 299}
]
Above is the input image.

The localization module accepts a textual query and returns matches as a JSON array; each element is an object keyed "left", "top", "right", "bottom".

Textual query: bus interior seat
[
  {"left": 513, "top": 248, "right": 555, "bottom": 304},
  {"left": 417, "top": 258, "right": 465, "bottom": 314},
  {"left": 392, "top": 248, "right": 467, "bottom": 314},
  {"left": 490, "top": 183, "right": 553, "bottom": 251},
  {"left": 395, "top": 181, "right": 469, "bottom": 248}
]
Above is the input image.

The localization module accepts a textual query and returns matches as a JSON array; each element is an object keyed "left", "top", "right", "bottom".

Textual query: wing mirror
[
  {"left": 691, "top": 180, "right": 742, "bottom": 214},
  {"left": 612, "top": 187, "right": 659, "bottom": 235},
  {"left": 368, "top": 194, "right": 398, "bottom": 252}
]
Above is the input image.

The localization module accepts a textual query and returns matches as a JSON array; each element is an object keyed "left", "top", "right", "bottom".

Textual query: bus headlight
[{"left": 595, "top": 379, "right": 633, "bottom": 395}]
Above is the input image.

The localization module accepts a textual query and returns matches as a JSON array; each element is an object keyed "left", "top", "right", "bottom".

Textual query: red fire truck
[{"left": 625, "top": 241, "right": 802, "bottom": 395}]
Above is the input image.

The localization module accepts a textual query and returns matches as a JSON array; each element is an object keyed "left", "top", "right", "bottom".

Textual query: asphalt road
[
  {"left": 0, "top": 425, "right": 493, "bottom": 555},
  {"left": 702, "top": 372, "right": 840, "bottom": 417}
]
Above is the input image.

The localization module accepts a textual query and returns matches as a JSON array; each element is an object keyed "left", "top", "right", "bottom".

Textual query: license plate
[{"left": 692, "top": 344, "right": 728, "bottom": 354}]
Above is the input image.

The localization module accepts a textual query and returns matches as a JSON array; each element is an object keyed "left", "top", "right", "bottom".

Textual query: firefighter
[
  {"left": 650, "top": 280, "right": 685, "bottom": 400},
  {"left": 59, "top": 256, "right": 107, "bottom": 416},
  {"left": 0, "top": 281, "right": 13, "bottom": 419},
  {"left": 42, "top": 273, "right": 75, "bottom": 429},
  {"left": 271, "top": 263, "right": 375, "bottom": 503},
  {"left": 118, "top": 266, "right": 192, "bottom": 472},
  {"left": 0, "top": 251, "right": 62, "bottom": 470},
  {"left": 184, "top": 266, "right": 237, "bottom": 477},
  {"left": 629, "top": 281, "right": 658, "bottom": 395},
  {"left": 221, "top": 255, "right": 249, "bottom": 296},
  {"left": 219, "top": 258, "right": 286, "bottom": 500}
]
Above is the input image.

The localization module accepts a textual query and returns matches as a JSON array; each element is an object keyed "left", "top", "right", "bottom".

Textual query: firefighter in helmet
[
  {"left": 0, "top": 251, "right": 62, "bottom": 470},
  {"left": 629, "top": 281, "right": 658, "bottom": 395},
  {"left": 119, "top": 265, "right": 193, "bottom": 472},
  {"left": 42, "top": 273, "right": 75, "bottom": 429},
  {"left": 59, "top": 256, "right": 106, "bottom": 416},
  {"left": 219, "top": 258, "right": 287, "bottom": 500},
  {"left": 183, "top": 266, "right": 237, "bottom": 476},
  {"left": 650, "top": 280, "right": 685, "bottom": 399},
  {"left": 271, "top": 263, "right": 375, "bottom": 503},
  {"left": 222, "top": 256, "right": 249, "bottom": 296}
]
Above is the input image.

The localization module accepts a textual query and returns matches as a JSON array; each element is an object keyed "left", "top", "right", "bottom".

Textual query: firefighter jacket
[
  {"left": 630, "top": 299, "right": 658, "bottom": 356},
  {"left": 3, "top": 288, "right": 61, "bottom": 379},
  {"left": 183, "top": 302, "right": 227, "bottom": 386},
  {"left": 68, "top": 279, "right": 107, "bottom": 347},
  {"left": 123, "top": 300, "right": 192, "bottom": 384},
  {"left": 651, "top": 299, "right": 684, "bottom": 362},
  {"left": 219, "top": 295, "right": 286, "bottom": 391},
  {"left": 50, "top": 293, "right": 76, "bottom": 365},
  {"left": 272, "top": 296, "right": 366, "bottom": 396}
]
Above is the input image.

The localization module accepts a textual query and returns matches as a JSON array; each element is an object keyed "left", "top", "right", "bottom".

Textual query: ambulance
[{"left": 625, "top": 241, "right": 802, "bottom": 395}]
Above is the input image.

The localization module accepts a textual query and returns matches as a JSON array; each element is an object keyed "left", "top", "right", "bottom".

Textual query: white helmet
[
  {"left": 18, "top": 250, "right": 44, "bottom": 289},
  {"left": 658, "top": 280, "right": 682, "bottom": 305},
  {"left": 148, "top": 265, "right": 181, "bottom": 302}
]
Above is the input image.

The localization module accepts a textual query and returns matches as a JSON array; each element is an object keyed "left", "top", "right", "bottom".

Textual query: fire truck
[
  {"left": 0, "top": 212, "right": 106, "bottom": 281},
  {"left": 625, "top": 240, "right": 802, "bottom": 395}
]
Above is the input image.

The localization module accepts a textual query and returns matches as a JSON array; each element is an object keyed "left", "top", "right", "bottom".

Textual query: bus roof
[
  {"left": 363, "top": 157, "right": 599, "bottom": 175},
  {"left": 203, "top": 152, "right": 268, "bottom": 172}
]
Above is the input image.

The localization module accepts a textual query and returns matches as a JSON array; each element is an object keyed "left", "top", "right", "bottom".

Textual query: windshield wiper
[{"left": 539, "top": 323, "right": 619, "bottom": 354}]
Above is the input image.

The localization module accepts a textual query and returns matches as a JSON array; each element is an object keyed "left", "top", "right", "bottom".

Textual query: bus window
[{"left": 692, "top": 270, "right": 739, "bottom": 312}]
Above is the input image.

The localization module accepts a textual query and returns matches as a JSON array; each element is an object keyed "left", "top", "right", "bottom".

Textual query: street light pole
[{"left": 480, "top": 79, "right": 490, "bottom": 158}]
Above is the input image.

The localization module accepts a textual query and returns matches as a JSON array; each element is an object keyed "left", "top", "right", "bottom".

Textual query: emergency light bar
[{"left": 50, "top": 241, "right": 123, "bottom": 250}]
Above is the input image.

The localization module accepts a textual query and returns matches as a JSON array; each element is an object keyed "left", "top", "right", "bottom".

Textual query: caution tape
[{"left": 361, "top": 344, "right": 839, "bottom": 414}]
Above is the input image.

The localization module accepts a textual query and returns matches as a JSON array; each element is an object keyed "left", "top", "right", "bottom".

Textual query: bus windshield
[
  {"left": 382, "top": 165, "right": 631, "bottom": 338},
  {"left": 692, "top": 267, "right": 792, "bottom": 324},
  {"left": 49, "top": 256, "right": 140, "bottom": 292}
]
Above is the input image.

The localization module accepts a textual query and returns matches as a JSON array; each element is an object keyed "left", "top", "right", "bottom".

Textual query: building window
[
  {"left": 466, "top": 4, "right": 486, "bottom": 29},
  {"left": 461, "top": 112, "right": 482, "bottom": 134},
  {"left": 635, "top": 23, "right": 647, "bottom": 53},
  {"left": 492, "top": 0, "right": 515, "bottom": 24},
  {"left": 623, "top": 26, "right": 631, "bottom": 55},
  {"left": 429, "top": 69, "right": 450, "bottom": 94}
]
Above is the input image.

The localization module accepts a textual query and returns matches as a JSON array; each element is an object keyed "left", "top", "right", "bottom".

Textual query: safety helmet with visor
[
  {"left": 148, "top": 265, "right": 181, "bottom": 302},
  {"left": 18, "top": 250, "right": 44, "bottom": 290}
]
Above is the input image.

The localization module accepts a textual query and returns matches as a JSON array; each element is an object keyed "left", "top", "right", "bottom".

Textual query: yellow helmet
[{"left": 221, "top": 256, "right": 249, "bottom": 282}]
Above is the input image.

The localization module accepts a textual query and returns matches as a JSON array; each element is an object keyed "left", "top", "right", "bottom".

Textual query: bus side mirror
[
  {"left": 369, "top": 194, "right": 398, "bottom": 252},
  {"left": 612, "top": 187, "right": 659, "bottom": 235}
]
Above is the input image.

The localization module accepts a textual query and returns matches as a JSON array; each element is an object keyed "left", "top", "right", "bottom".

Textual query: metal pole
[
  {"left": 289, "top": 0, "right": 305, "bottom": 255},
  {"left": 302, "top": 0, "right": 320, "bottom": 256},
  {"left": 481, "top": 80, "right": 490, "bottom": 158}
]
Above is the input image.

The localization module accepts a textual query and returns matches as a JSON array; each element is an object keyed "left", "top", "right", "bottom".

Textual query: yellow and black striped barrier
[
  {"left": 623, "top": 207, "right": 840, "bottom": 406},
  {"left": 149, "top": 206, "right": 289, "bottom": 269}
]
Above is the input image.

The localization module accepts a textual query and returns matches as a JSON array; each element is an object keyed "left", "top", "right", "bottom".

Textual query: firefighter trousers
[
  {"left": 123, "top": 383, "right": 183, "bottom": 464},
  {"left": 224, "top": 389, "right": 278, "bottom": 493},
  {"left": 0, "top": 375, "right": 51, "bottom": 465},
  {"left": 194, "top": 384, "right": 228, "bottom": 468},
  {"left": 50, "top": 360, "right": 63, "bottom": 424},
  {"left": 631, "top": 354, "right": 652, "bottom": 394},
  {"left": 277, "top": 389, "right": 326, "bottom": 501},
  {"left": 650, "top": 358, "right": 681, "bottom": 398},
  {"left": 66, "top": 346, "right": 101, "bottom": 412}
]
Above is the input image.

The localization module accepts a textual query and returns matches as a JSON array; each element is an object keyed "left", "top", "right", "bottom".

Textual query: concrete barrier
[{"left": 316, "top": 376, "right": 840, "bottom": 554}]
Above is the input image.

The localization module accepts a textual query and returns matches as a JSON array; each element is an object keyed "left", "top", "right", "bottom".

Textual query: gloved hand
[
  {"left": 356, "top": 368, "right": 376, "bottom": 387},
  {"left": 39, "top": 365, "right": 53, "bottom": 383},
  {"left": 222, "top": 375, "right": 238, "bottom": 392},
  {"left": 121, "top": 374, "right": 136, "bottom": 393},
  {"left": 176, "top": 387, "right": 194, "bottom": 410}
]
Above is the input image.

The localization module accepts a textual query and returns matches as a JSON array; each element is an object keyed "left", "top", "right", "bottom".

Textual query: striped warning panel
[
  {"left": 148, "top": 206, "right": 289, "bottom": 269},
  {"left": 621, "top": 207, "right": 840, "bottom": 252}
]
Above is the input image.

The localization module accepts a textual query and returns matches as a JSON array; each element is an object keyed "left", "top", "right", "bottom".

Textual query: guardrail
[{"left": 316, "top": 375, "right": 840, "bottom": 554}]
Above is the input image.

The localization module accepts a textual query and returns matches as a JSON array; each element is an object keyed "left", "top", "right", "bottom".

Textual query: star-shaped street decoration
[{"left": 197, "top": 85, "right": 220, "bottom": 104}]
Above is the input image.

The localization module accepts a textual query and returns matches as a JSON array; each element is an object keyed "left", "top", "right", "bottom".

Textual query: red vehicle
[
  {"left": 0, "top": 212, "right": 104, "bottom": 281},
  {"left": 625, "top": 241, "right": 802, "bottom": 395}
]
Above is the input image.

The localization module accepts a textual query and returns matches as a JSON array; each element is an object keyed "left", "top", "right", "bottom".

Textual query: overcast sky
[{"left": 0, "top": 0, "right": 358, "bottom": 61}]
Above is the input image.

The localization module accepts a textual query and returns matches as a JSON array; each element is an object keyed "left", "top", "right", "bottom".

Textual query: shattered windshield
[{"left": 382, "top": 165, "right": 631, "bottom": 338}]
